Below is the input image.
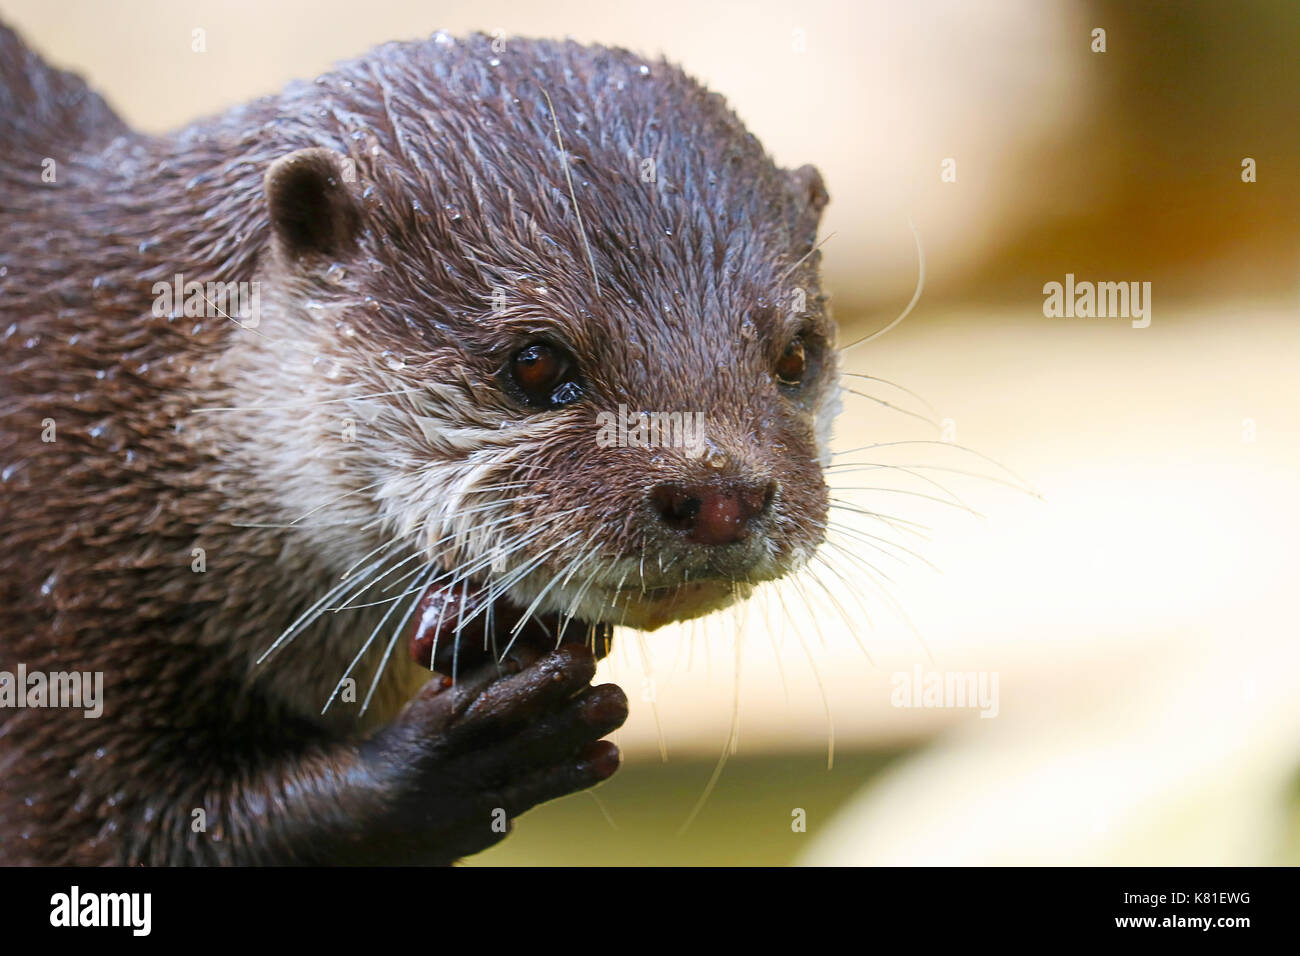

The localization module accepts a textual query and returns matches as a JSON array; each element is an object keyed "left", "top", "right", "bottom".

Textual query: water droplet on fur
[
  {"left": 638, "top": 65, "right": 650, "bottom": 76},
  {"left": 384, "top": 352, "right": 407, "bottom": 371},
  {"left": 40, "top": 572, "right": 57, "bottom": 596},
  {"left": 326, "top": 263, "right": 346, "bottom": 283}
]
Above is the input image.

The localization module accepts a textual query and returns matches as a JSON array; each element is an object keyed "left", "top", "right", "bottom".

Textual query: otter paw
[{"left": 366, "top": 643, "right": 627, "bottom": 862}]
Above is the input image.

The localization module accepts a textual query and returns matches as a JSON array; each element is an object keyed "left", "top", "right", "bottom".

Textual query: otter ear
[
  {"left": 787, "top": 164, "right": 829, "bottom": 247},
  {"left": 264, "top": 148, "right": 361, "bottom": 261}
]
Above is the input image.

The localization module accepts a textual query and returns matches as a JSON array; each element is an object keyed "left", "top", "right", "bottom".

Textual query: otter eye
[
  {"left": 508, "top": 342, "right": 582, "bottom": 407},
  {"left": 774, "top": 337, "right": 807, "bottom": 386}
]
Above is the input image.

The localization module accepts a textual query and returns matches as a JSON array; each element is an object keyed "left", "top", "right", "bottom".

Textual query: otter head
[{"left": 250, "top": 39, "right": 837, "bottom": 637}]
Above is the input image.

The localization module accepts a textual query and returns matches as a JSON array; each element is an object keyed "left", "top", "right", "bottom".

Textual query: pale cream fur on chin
[
  {"left": 623, "top": 580, "right": 751, "bottom": 631},
  {"left": 496, "top": 559, "right": 758, "bottom": 632}
]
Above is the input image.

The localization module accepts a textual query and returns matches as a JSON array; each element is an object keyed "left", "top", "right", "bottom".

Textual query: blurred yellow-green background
[{"left": 9, "top": 0, "right": 1298, "bottom": 864}]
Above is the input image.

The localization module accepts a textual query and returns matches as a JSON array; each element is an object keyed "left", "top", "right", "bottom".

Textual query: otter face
[
  {"left": 477, "top": 284, "right": 837, "bottom": 631},
  {"left": 252, "top": 47, "right": 836, "bottom": 635}
]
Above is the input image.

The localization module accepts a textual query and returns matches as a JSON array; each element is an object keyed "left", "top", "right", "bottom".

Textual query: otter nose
[{"left": 649, "top": 480, "right": 774, "bottom": 545}]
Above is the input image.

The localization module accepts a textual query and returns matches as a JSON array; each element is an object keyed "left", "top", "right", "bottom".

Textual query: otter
[{"left": 0, "top": 23, "right": 835, "bottom": 865}]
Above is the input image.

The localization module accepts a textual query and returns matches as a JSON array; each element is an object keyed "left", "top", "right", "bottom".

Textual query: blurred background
[{"left": 8, "top": 0, "right": 1297, "bottom": 864}]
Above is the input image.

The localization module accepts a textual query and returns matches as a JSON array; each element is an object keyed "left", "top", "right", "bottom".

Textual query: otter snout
[{"left": 649, "top": 479, "right": 776, "bottom": 546}]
